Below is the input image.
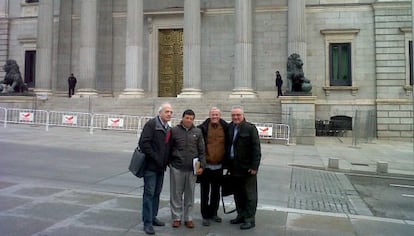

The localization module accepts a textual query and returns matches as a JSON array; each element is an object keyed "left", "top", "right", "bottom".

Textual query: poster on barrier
[
  {"left": 19, "top": 112, "right": 34, "bottom": 122},
  {"left": 62, "top": 115, "right": 77, "bottom": 125},
  {"left": 107, "top": 118, "right": 124, "bottom": 127},
  {"left": 257, "top": 126, "right": 272, "bottom": 138}
]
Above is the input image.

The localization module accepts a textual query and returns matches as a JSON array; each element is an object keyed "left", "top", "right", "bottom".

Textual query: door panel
[{"left": 158, "top": 29, "right": 183, "bottom": 97}]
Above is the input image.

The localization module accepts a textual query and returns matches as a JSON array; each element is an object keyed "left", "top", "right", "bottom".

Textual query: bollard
[
  {"left": 328, "top": 158, "right": 339, "bottom": 169},
  {"left": 376, "top": 161, "right": 388, "bottom": 174}
]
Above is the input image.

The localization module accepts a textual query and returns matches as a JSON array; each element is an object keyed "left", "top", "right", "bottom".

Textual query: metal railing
[
  {"left": 0, "top": 107, "right": 290, "bottom": 144},
  {"left": 3, "top": 108, "right": 49, "bottom": 130}
]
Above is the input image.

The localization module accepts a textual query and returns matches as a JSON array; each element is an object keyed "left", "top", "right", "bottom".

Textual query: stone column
[
  {"left": 78, "top": 0, "right": 98, "bottom": 96},
  {"left": 34, "top": 0, "right": 54, "bottom": 96},
  {"left": 178, "top": 0, "right": 202, "bottom": 98},
  {"left": 288, "top": 0, "right": 307, "bottom": 70},
  {"left": 120, "top": 0, "right": 144, "bottom": 98},
  {"left": 230, "top": 0, "right": 256, "bottom": 98}
]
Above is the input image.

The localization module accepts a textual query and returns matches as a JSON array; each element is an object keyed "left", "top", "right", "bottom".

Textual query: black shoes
[
  {"left": 144, "top": 225, "right": 155, "bottom": 235},
  {"left": 230, "top": 218, "right": 244, "bottom": 224},
  {"left": 212, "top": 215, "right": 222, "bottom": 223},
  {"left": 240, "top": 222, "right": 255, "bottom": 230},
  {"left": 152, "top": 218, "right": 165, "bottom": 226},
  {"left": 202, "top": 218, "right": 210, "bottom": 226}
]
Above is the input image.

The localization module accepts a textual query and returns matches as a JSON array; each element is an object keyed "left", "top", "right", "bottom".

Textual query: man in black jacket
[
  {"left": 138, "top": 103, "right": 173, "bottom": 235},
  {"left": 226, "top": 106, "right": 261, "bottom": 230},
  {"left": 169, "top": 109, "right": 206, "bottom": 229},
  {"left": 197, "top": 107, "right": 228, "bottom": 226}
]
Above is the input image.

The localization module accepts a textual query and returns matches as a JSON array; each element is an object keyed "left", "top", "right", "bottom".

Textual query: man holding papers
[{"left": 168, "top": 109, "right": 205, "bottom": 229}]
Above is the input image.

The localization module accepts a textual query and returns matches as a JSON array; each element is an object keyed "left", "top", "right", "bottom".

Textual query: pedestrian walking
[
  {"left": 138, "top": 103, "right": 173, "bottom": 235},
  {"left": 275, "top": 71, "right": 283, "bottom": 97},
  {"left": 68, "top": 73, "right": 77, "bottom": 97},
  {"left": 197, "top": 107, "right": 229, "bottom": 226}
]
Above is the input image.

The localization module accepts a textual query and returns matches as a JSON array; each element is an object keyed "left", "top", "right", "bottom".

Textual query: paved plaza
[{"left": 0, "top": 126, "right": 413, "bottom": 236}]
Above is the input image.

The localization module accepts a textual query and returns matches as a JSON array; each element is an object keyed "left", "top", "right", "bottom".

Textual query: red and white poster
[
  {"left": 107, "top": 118, "right": 124, "bottom": 127},
  {"left": 257, "top": 126, "right": 273, "bottom": 138},
  {"left": 19, "top": 112, "right": 34, "bottom": 122},
  {"left": 62, "top": 115, "right": 78, "bottom": 125}
]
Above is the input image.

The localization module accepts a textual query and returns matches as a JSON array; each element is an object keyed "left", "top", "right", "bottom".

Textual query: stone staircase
[{"left": 0, "top": 95, "right": 283, "bottom": 124}]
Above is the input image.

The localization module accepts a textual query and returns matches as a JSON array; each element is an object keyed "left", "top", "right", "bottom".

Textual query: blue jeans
[{"left": 142, "top": 170, "right": 164, "bottom": 226}]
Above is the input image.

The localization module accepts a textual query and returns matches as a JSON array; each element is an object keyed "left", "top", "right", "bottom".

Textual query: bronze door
[{"left": 158, "top": 29, "right": 183, "bottom": 97}]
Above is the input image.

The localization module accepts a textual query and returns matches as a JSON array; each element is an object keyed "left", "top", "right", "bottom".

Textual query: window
[
  {"left": 410, "top": 40, "right": 413, "bottom": 86},
  {"left": 321, "top": 29, "right": 359, "bottom": 95},
  {"left": 24, "top": 50, "right": 36, "bottom": 88},
  {"left": 330, "top": 43, "right": 351, "bottom": 86},
  {"left": 25, "top": 0, "right": 38, "bottom": 3}
]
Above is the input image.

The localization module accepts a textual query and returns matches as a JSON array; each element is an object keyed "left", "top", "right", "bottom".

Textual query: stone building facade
[{"left": 0, "top": 0, "right": 412, "bottom": 141}]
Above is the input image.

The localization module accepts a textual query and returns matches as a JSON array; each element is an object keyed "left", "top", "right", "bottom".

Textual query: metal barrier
[
  {"left": 0, "top": 107, "right": 6, "bottom": 128},
  {"left": 0, "top": 107, "right": 290, "bottom": 144},
  {"left": 255, "top": 123, "right": 290, "bottom": 144},
  {"left": 4, "top": 108, "right": 49, "bottom": 130},
  {"left": 90, "top": 113, "right": 142, "bottom": 134},
  {"left": 48, "top": 111, "right": 92, "bottom": 129}
]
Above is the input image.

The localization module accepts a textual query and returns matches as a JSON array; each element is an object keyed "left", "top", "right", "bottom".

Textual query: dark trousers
[
  {"left": 277, "top": 86, "right": 283, "bottom": 97},
  {"left": 142, "top": 170, "right": 164, "bottom": 226},
  {"left": 200, "top": 168, "right": 223, "bottom": 219},
  {"left": 68, "top": 86, "right": 75, "bottom": 97},
  {"left": 233, "top": 174, "right": 257, "bottom": 223}
]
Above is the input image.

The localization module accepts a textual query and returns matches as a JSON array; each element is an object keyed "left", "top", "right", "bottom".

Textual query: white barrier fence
[
  {"left": 0, "top": 107, "right": 290, "bottom": 144},
  {"left": 49, "top": 111, "right": 92, "bottom": 129},
  {"left": 0, "top": 107, "right": 6, "bottom": 128}
]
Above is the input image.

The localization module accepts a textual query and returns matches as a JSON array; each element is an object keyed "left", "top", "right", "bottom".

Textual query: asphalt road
[{"left": 347, "top": 174, "right": 414, "bottom": 221}]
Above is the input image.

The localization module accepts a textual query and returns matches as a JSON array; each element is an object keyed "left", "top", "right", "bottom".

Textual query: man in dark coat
[
  {"left": 138, "top": 103, "right": 173, "bottom": 235},
  {"left": 275, "top": 71, "right": 283, "bottom": 97},
  {"left": 169, "top": 109, "right": 206, "bottom": 229},
  {"left": 68, "top": 73, "right": 77, "bottom": 97},
  {"left": 197, "top": 107, "right": 229, "bottom": 226},
  {"left": 226, "top": 106, "right": 261, "bottom": 230}
]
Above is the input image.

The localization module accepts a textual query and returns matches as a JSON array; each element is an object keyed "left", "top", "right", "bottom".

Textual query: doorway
[
  {"left": 158, "top": 29, "right": 183, "bottom": 97},
  {"left": 24, "top": 50, "right": 36, "bottom": 88}
]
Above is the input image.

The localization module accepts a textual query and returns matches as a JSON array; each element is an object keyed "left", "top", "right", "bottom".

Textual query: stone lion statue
[
  {"left": 0, "top": 59, "right": 28, "bottom": 93},
  {"left": 287, "top": 53, "right": 312, "bottom": 93}
]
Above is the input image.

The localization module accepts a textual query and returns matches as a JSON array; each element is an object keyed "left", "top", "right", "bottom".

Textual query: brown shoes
[
  {"left": 172, "top": 220, "right": 194, "bottom": 228},
  {"left": 172, "top": 220, "right": 181, "bottom": 228},
  {"left": 184, "top": 221, "right": 195, "bottom": 228}
]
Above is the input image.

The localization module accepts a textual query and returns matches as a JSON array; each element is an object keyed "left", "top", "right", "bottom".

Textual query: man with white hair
[
  {"left": 197, "top": 107, "right": 229, "bottom": 226},
  {"left": 138, "top": 103, "right": 173, "bottom": 235}
]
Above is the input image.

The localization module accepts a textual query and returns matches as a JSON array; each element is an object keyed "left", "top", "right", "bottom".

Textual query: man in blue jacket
[{"left": 138, "top": 103, "right": 173, "bottom": 235}]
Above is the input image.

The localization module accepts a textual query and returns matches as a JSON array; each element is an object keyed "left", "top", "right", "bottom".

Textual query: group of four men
[{"left": 138, "top": 103, "right": 262, "bottom": 235}]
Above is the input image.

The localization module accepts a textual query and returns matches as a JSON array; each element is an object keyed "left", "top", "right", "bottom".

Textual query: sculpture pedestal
[{"left": 280, "top": 96, "right": 316, "bottom": 145}]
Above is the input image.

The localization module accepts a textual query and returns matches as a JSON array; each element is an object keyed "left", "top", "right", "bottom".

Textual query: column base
[
  {"left": 119, "top": 89, "right": 145, "bottom": 98},
  {"left": 229, "top": 88, "right": 257, "bottom": 98},
  {"left": 33, "top": 89, "right": 53, "bottom": 100},
  {"left": 177, "top": 88, "right": 203, "bottom": 98},
  {"left": 76, "top": 88, "right": 99, "bottom": 97}
]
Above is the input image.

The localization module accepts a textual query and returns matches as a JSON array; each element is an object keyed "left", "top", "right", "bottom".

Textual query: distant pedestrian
[
  {"left": 68, "top": 73, "right": 77, "bottom": 97},
  {"left": 275, "top": 71, "right": 283, "bottom": 97}
]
